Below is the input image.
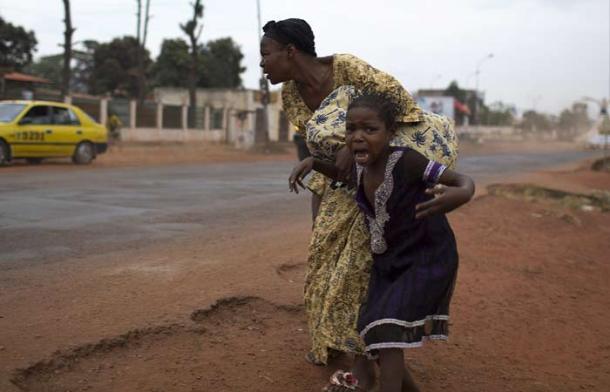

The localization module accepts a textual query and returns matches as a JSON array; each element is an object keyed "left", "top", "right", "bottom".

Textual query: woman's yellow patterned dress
[{"left": 282, "top": 54, "right": 458, "bottom": 364}]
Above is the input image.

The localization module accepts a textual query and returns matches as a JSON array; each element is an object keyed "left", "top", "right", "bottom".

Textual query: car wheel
[
  {"left": 72, "top": 142, "right": 94, "bottom": 164},
  {"left": 26, "top": 158, "right": 43, "bottom": 165},
  {"left": 0, "top": 140, "right": 9, "bottom": 165}
]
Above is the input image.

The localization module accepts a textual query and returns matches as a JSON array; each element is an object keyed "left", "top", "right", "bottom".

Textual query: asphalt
[{"left": 0, "top": 149, "right": 601, "bottom": 269}]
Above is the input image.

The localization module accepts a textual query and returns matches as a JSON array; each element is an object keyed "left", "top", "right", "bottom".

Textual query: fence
[{"left": 2, "top": 90, "right": 290, "bottom": 147}]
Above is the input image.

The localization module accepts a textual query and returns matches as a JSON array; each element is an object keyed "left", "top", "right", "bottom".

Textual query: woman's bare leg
[{"left": 311, "top": 193, "right": 321, "bottom": 223}]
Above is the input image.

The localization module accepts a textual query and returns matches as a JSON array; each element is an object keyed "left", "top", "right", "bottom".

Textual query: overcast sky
[{"left": 1, "top": 0, "right": 608, "bottom": 116}]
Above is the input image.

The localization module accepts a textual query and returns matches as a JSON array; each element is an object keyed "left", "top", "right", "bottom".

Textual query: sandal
[{"left": 322, "top": 370, "right": 364, "bottom": 391}]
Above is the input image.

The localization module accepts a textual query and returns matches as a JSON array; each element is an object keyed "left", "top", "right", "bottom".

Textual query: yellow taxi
[{"left": 0, "top": 100, "right": 108, "bottom": 165}]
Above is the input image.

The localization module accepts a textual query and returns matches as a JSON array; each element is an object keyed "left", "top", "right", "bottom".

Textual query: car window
[
  {"left": 0, "top": 103, "right": 26, "bottom": 123},
  {"left": 53, "top": 107, "right": 80, "bottom": 125},
  {"left": 21, "top": 105, "right": 53, "bottom": 125}
]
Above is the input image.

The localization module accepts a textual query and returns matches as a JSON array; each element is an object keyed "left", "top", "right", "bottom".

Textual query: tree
[
  {"left": 202, "top": 37, "right": 245, "bottom": 88},
  {"left": 72, "top": 40, "right": 98, "bottom": 93},
  {"left": 26, "top": 54, "right": 63, "bottom": 85},
  {"left": 61, "top": 0, "right": 75, "bottom": 99},
  {"left": 520, "top": 110, "right": 552, "bottom": 133},
  {"left": 152, "top": 37, "right": 245, "bottom": 89},
  {"left": 443, "top": 80, "right": 466, "bottom": 103},
  {"left": 557, "top": 103, "right": 590, "bottom": 140},
  {"left": 152, "top": 38, "right": 193, "bottom": 87},
  {"left": 0, "top": 16, "right": 37, "bottom": 70},
  {"left": 89, "top": 36, "right": 151, "bottom": 97},
  {"left": 479, "top": 101, "right": 515, "bottom": 126},
  {"left": 181, "top": 0, "right": 204, "bottom": 124},
  {"left": 443, "top": 80, "right": 470, "bottom": 125},
  {"left": 135, "top": 0, "right": 151, "bottom": 102},
  {"left": 27, "top": 40, "right": 97, "bottom": 94}
]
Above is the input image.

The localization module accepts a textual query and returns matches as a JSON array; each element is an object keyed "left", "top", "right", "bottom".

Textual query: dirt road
[{"left": 1, "top": 141, "right": 609, "bottom": 392}]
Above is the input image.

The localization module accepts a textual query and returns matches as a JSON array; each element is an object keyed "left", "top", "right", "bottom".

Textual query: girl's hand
[
  {"left": 334, "top": 146, "right": 354, "bottom": 183},
  {"left": 289, "top": 157, "right": 314, "bottom": 193},
  {"left": 415, "top": 184, "right": 472, "bottom": 219}
]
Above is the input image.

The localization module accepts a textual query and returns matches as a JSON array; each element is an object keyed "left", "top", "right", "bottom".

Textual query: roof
[
  {"left": 0, "top": 100, "right": 71, "bottom": 108},
  {"left": 2, "top": 72, "right": 51, "bottom": 84}
]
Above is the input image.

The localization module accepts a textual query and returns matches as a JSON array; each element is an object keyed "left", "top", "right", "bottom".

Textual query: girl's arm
[
  {"left": 415, "top": 168, "right": 475, "bottom": 219},
  {"left": 288, "top": 157, "right": 340, "bottom": 194}
]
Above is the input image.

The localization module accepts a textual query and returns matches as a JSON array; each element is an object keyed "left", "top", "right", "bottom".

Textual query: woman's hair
[
  {"left": 348, "top": 91, "right": 400, "bottom": 131},
  {"left": 262, "top": 18, "right": 316, "bottom": 57}
]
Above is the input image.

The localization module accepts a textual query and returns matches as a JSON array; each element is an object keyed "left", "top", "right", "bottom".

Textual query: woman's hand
[
  {"left": 334, "top": 146, "right": 354, "bottom": 183},
  {"left": 415, "top": 184, "right": 472, "bottom": 219},
  {"left": 289, "top": 157, "right": 314, "bottom": 193}
]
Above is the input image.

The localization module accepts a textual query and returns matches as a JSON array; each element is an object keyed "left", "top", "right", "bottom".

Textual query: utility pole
[
  {"left": 181, "top": 0, "right": 204, "bottom": 128},
  {"left": 135, "top": 0, "right": 151, "bottom": 104},
  {"left": 61, "top": 0, "right": 75, "bottom": 101},
  {"left": 256, "top": 0, "right": 270, "bottom": 144},
  {"left": 474, "top": 53, "right": 493, "bottom": 126}
]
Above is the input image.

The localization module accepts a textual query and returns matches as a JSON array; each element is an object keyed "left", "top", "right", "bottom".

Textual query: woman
[{"left": 261, "top": 18, "right": 458, "bottom": 390}]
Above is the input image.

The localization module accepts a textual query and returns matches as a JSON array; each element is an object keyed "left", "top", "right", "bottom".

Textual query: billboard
[{"left": 416, "top": 96, "right": 455, "bottom": 120}]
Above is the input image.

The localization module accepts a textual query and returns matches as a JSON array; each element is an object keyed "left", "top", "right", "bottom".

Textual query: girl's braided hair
[{"left": 348, "top": 90, "right": 401, "bottom": 131}]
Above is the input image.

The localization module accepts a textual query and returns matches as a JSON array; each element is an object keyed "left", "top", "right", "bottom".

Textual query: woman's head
[
  {"left": 346, "top": 92, "right": 399, "bottom": 166},
  {"left": 260, "top": 18, "right": 316, "bottom": 84}
]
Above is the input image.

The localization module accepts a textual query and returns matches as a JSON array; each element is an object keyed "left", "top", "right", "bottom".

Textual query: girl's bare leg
[
  {"left": 378, "top": 349, "right": 404, "bottom": 392},
  {"left": 378, "top": 349, "right": 420, "bottom": 392},
  {"left": 351, "top": 354, "right": 375, "bottom": 390},
  {"left": 401, "top": 365, "right": 420, "bottom": 392}
]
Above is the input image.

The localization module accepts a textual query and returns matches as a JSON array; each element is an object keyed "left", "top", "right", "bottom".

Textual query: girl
[
  {"left": 263, "top": 19, "right": 457, "bottom": 389},
  {"left": 290, "top": 92, "right": 474, "bottom": 392}
]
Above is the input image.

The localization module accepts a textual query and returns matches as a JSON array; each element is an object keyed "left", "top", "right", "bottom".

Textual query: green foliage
[
  {"left": 151, "top": 39, "right": 194, "bottom": 87},
  {"left": 480, "top": 101, "right": 515, "bottom": 126},
  {"left": 26, "top": 54, "right": 62, "bottom": 85},
  {"left": 180, "top": 0, "right": 204, "bottom": 41},
  {"left": 72, "top": 40, "right": 99, "bottom": 93},
  {"left": 89, "top": 36, "right": 152, "bottom": 97},
  {"left": 202, "top": 37, "right": 245, "bottom": 88},
  {"left": 443, "top": 80, "right": 471, "bottom": 125},
  {"left": 0, "top": 16, "right": 37, "bottom": 70},
  {"left": 520, "top": 110, "right": 552, "bottom": 132},
  {"left": 152, "top": 37, "right": 245, "bottom": 89},
  {"left": 443, "top": 80, "right": 466, "bottom": 103},
  {"left": 557, "top": 104, "right": 590, "bottom": 140}
]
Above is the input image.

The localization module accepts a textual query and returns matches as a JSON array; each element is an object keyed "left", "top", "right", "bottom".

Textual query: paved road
[{"left": 0, "top": 149, "right": 601, "bottom": 269}]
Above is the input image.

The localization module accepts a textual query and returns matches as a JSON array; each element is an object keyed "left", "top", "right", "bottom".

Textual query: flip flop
[{"left": 322, "top": 370, "right": 363, "bottom": 391}]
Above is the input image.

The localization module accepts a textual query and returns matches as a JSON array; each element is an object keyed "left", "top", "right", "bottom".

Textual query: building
[
  {"left": 416, "top": 88, "right": 475, "bottom": 126},
  {"left": 0, "top": 71, "right": 51, "bottom": 100}
]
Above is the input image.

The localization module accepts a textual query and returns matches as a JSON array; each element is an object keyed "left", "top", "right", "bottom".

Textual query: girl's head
[
  {"left": 346, "top": 92, "right": 399, "bottom": 166},
  {"left": 260, "top": 18, "right": 316, "bottom": 84}
]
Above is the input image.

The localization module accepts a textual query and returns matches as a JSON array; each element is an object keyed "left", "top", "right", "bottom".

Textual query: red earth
[{"left": 1, "top": 141, "right": 609, "bottom": 392}]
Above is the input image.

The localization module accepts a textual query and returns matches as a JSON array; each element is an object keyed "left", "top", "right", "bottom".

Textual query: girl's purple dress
[{"left": 355, "top": 147, "right": 458, "bottom": 354}]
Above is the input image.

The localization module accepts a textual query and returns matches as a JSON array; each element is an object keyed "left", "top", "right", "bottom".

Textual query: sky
[{"left": 1, "top": 0, "right": 609, "bottom": 116}]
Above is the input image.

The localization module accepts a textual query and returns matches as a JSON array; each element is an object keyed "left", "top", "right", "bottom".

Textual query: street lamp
[{"left": 474, "top": 53, "right": 494, "bottom": 125}]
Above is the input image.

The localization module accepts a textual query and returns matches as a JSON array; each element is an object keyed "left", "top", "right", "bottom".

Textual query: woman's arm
[{"left": 415, "top": 168, "right": 475, "bottom": 219}]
